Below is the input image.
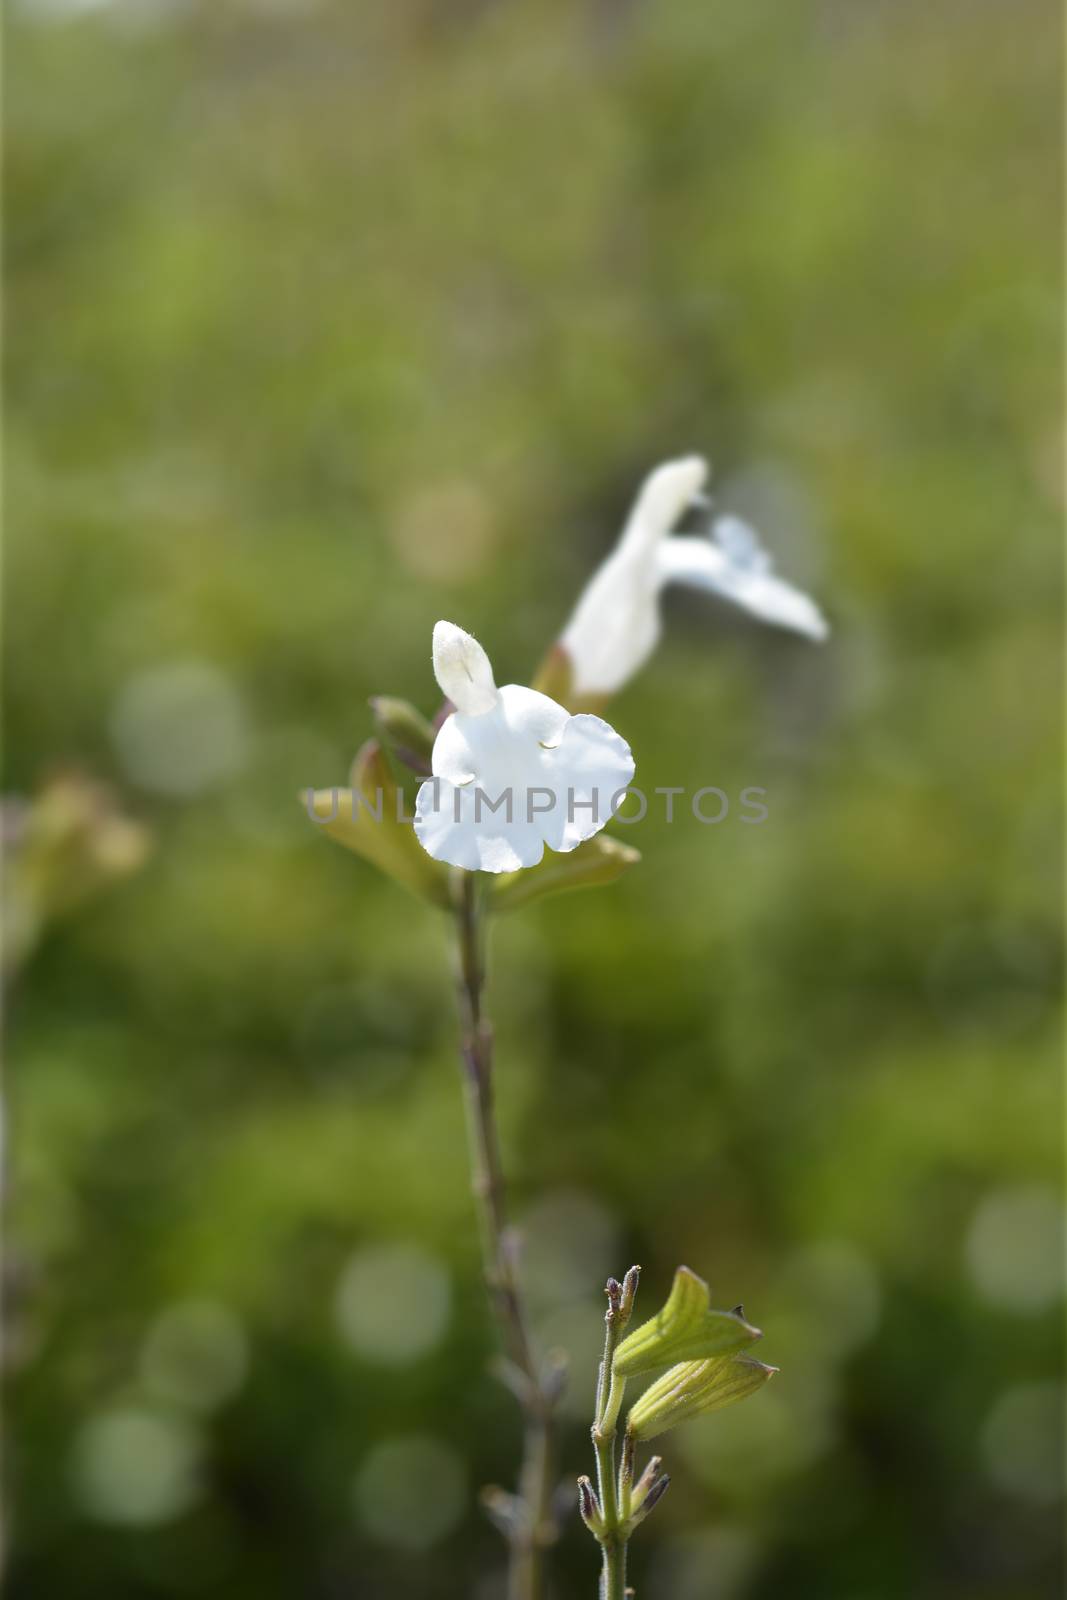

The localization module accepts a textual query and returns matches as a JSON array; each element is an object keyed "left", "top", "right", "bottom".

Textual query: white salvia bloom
[
  {"left": 414, "top": 622, "right": 635, "bottom": 873},
  {"left": 560, "top": 455, "right": 828, "bottom": 696}
]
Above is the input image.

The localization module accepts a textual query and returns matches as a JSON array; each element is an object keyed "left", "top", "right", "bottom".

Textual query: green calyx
[
  {"left": 612, "top": 1266, "right": 762, "bottom": 1378},
  {"left": 627, "top": 1353, "right": 778, "bottom": 1442},
  {"left": 492, "top": 834, "right": 640, "bottom": 912}
]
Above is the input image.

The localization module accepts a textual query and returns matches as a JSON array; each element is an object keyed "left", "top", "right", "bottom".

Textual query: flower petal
[
  {"left": 414, "top": 634, "right": 635, "bottom": 874},
  {"left": 711, "top": 515, "right": 772, "bottom": 574},
  {"left": 560, "top": 551, "right": 662, "bottom": 696},
  {"left": 432, "top": 621, "right": 500, "bottom": 715},
  {"left": 616, "top": 456, "right": 709, "bottom": 561},
  {"left": 496, "top": 684, "right": 571, "bottom": 749},
  {"left": 538, "top": 713, "right": 635, "bottom": 854},
  {"left": 430, "top": 715, "right": 480, "bottom": 786},
  {"left": 414, "top": 777, "right": 547, "bottom": 872},
  {"left": 560, "top": 457, "right": 708, "bottom": 697},
  {"left": 658, "top": 527, "right": 829, "bottom": 641},
  {"left": 432, "top": 688, "right": 569, "bottom": 789}
]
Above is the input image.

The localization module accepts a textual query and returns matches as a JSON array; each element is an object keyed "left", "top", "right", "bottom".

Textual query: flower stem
[
  {"left": 591, "top": 1280, "right": 631, "bottom": 1600},
  {"left": 451, "top": 869, "right": 556, "bottom": 1600}
]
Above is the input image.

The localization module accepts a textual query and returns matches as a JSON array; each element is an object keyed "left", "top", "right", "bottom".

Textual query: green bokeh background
[{"left": 6, "top": 1, "right": 1064, "bottom": 1596}]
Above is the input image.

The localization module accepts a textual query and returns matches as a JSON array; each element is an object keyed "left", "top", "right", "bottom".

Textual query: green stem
[
  {"left": 592, "top": 1285, "right": 629, "bottom": 1600},
  {"left": 600, "top": 1538, "right": 627, "bottom": 1600},
  {"left": 452, "top": 870, "right": 556, "bottom": 1600}
]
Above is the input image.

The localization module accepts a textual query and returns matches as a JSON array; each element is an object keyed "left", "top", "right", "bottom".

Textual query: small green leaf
[
  {"left": 302, "top": 740, "right": 450, "bottom": 909},
  {"left": 492, "top": 834, "right": 640, "bottom": 913},
  {"left": 627, "top": 1354, "right": 778, "bottom": 1442},
  {"left": 612, "top": 1266, "right": 761, "bottom": 1377}
]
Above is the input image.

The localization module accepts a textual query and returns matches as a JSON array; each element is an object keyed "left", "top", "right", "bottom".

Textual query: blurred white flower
[
  {"left": 560, "top": 455, "right": 828, "bottom": 697},
  {"left": 415, "top": 622, "right": 634, "bottom": 873}
]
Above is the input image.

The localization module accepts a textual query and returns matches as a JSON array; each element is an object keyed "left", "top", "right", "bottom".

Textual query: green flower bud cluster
[{"left": 579, "top": 1266, "right": 776, "bottom": 1592}]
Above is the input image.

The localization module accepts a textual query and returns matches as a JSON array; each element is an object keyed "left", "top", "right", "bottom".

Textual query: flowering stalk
[
  {"left": 586, "top": 1271, "right": 642, "bottom": 1600},
  {"left": 307, "top": 462, "right": 820, "bottom": 1590},
  {"left": 451, "top": 868, "right": 558, "bottom": 1600}
]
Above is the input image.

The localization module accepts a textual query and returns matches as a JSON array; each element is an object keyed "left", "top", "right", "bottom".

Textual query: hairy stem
[
  {"left": 452, "top": 870, "right": 556, "bottom": 1600},
  {"left": 592, "top": 1282, "right": 630, "bottom": 1600}
]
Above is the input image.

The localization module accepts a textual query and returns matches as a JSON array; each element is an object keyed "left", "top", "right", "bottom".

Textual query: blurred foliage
[
  {"left": 5, "top": 1, "right": 1063, "bottom": 1597},
  {"left": 2, "top": 773, "right": 151, "bottom": 979}
]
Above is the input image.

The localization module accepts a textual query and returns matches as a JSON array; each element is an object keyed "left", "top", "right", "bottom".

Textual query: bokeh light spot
[
  {"left": 780, "top": 1238, "right": 882, "bottom": 1358},
  {"left": 519, "top": 1188, "right": 621, "bottom": 1312},
  {"left": 353, "top": 1434, "right": 466, "bottom": 1550},
  {"left": 390, "top": 481, "right": 495, "bottom": 584},
  {"left": 70, "top": 1408, "right": 202, "bottom": 1526},
  {"left": 676, "top": 1354, "right": 836, "bottom": 1490},
  {"left": 981, "top": 1381, "right": 1066, "bottom": 1505},
  {"left": 335, "top": 1242, "right": 450, "bottom": 1366},
  {"left": 648, "top": 1527, "right": 757, "bottom": 1600},
  {"left": 965, "top": 1184, "right": 1066, "bottom": 1312},
  {"left": 110, "top": 660, "right": 249, "bottom": 797}
]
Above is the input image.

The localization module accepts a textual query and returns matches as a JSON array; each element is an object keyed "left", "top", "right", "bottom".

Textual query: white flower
[
  {"left": 414, "top": 622, "right": 635, "bottom": 873},
  {"left": 560, "top": 455, "right": 828, "bottom": 697}
]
